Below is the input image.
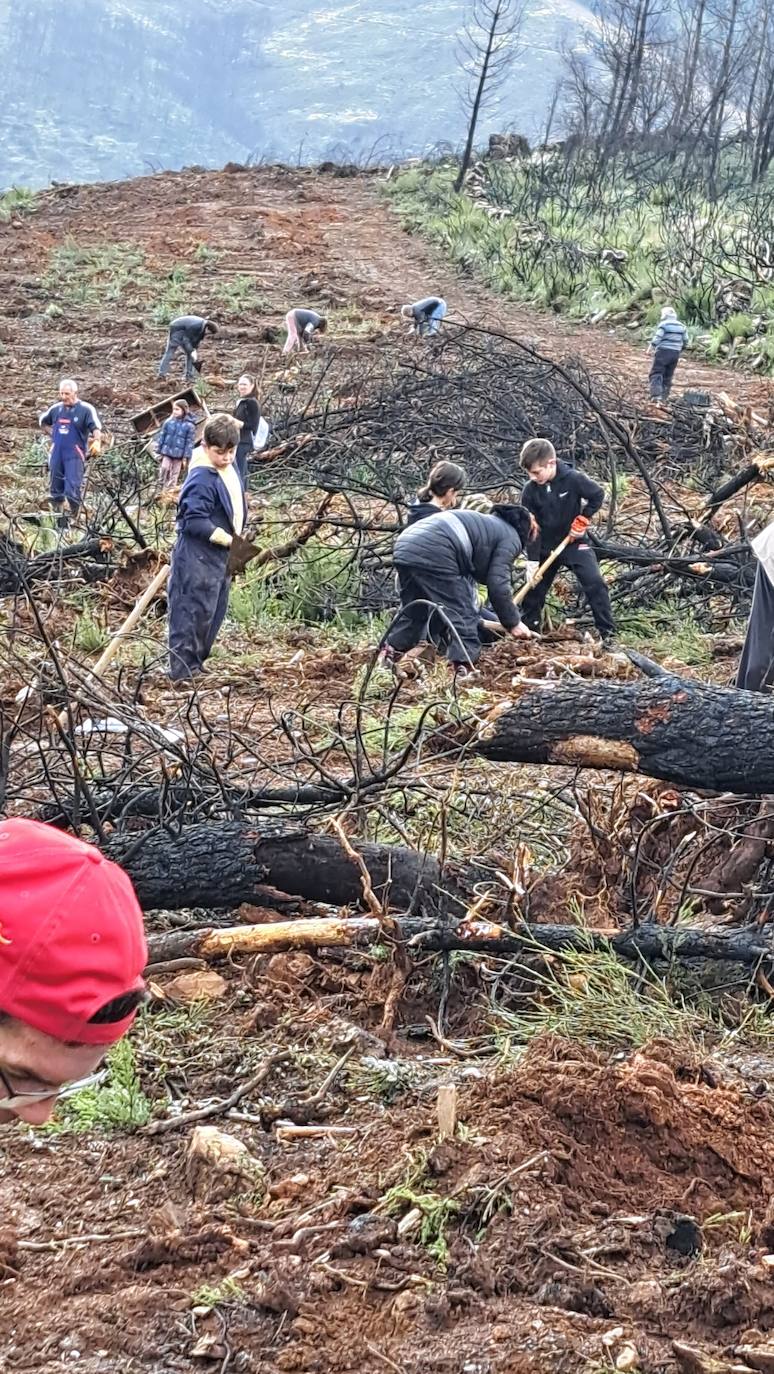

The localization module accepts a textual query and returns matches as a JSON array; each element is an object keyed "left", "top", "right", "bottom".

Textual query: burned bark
[
  {"left": 145, "top": 913, "right": 774, "bottom": 970},
  {"left": 475, "top": 671, "right": 774, "bottom": 794},
  {"left": 104, "top": 822, "right": 467, "bottom": 917}
]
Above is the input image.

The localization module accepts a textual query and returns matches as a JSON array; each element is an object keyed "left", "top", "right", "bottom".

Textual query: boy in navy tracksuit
[
  {"left": 156, "top": 399, "right": 196, "bottom": 490},
  {"left": 39, "top": 379, "right": 102, "bottom": 521},
  {"left": 167, "top": 413, "right": 246, "bottom": 682},
  {"left": 519, "top": 438, "right": 615, "bottom": 642}
]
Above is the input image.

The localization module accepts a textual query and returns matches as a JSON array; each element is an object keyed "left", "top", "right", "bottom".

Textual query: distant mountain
[{"left": 0, "top": 0, "right": 589, "bottom": 189}]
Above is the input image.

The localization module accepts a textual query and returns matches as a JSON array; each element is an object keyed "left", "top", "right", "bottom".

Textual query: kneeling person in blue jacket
[
  {"left": 386, "top": 504, "right": 533, "bottom": 673},
  {"left": 167, "top": 413, "right": 246, "bottom": 682}
]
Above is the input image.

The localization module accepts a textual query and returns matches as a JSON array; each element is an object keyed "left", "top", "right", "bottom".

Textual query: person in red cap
[{"left": 0, "top": 818, "right": 147, "bottom": 1126}]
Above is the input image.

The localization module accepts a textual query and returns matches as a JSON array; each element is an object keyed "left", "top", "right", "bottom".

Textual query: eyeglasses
[{"left": 0, "top": 1067, "right": 105, "bottom": 1111}]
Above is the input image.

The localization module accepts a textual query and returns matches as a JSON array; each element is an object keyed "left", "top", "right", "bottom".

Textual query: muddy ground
[{"left": 2, "top": 165, "right": 774, "bottom": 1374}]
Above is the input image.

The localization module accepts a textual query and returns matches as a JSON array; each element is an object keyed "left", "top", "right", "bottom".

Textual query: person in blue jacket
[
  {"left": 39, "top": 379, "right": 102, "bottom": 522},
  {"left": 167, "top": 413, "right": 246, "bottom": 683},
  {"left": 156, "top": 398, "right": 196, "bottom": 490}
]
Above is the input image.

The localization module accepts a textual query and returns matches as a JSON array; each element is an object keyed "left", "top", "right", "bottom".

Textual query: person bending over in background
[
  {"left": 156, "top": 398, "right": 196, "bottom": 491},
  {"left": 39, "top": 378, "right": 102, "bottom": 524},
  {"left": 232, "top": 373, "right": 261, "bottom": 486},
  {"left": 648, "top": 306, "right": 689, "bottom": 402},
  {"left": 406, "top": 461, "right": 467, "bottom": 525},
  {"left": 0, "top": 817, "right": 146, "bottom": 1128},
  {"left": 385, "top": 503, "right": 533, "bottom": 676},
  {"left": 167, "top": 413, "right": 246, "bottom": 683},
  {"left": 283, "top": 308, "right": 328, "bottom": 355},
  {"left": 158, "top": 316, "right": 218, "bottom": 380},
  {"left": 519, "top": 438, "right": 616, "bottom": 645},
  {"left": 401, "top": 296, "right": 447, "bottom": 337}
]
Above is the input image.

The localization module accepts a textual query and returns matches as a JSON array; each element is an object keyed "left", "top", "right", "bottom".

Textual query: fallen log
[
  {"left": 104, "top": 821, "right": 466, "bottom": 917},
  {"left": 475, "top": 669, "right": 774, "bottom": 794},
  {"left": 0, "top": 536, "right": 113, "bottom": 593},
  {"left": 145, "top": 914, "right": 774, "bottom": 970}
]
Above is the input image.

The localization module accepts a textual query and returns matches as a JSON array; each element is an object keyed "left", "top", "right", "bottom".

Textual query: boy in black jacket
[{"left": 519, "top": 439, "right": 615, "bottom": 642}]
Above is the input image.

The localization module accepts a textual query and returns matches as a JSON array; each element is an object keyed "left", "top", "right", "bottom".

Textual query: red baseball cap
[{"left": 0, "top": 819, "right": 147, "bottom": 1045}]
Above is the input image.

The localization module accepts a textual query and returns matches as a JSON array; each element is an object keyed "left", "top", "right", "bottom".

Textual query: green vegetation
[
  {"left": 379, "top": 1154, "right": 460, "bottom": 1268},
  {"left": 216, "top": 274, "right": 265, "bottom": 315},
  {"left": 0, "top": 186, "right": 38, "bottom": 222},
  {"left": 72, "top": 609, "right": 110, "bottom": 656},
  {"left": 49, "top": 1039, "right": 151, "bottom": 1133},
  {"left": 191, "top": 1276, "right": 246, "bottom": 1309},
  {"left": 150, "top": 263, "right": 192, "bottom": 327},
  {"left": 491, "top": 941, "right": 714, "bottom": 1048},
  {"left": 616, "top": 600, "right": 711, "bottom": 667},
  {"left": 46, "top": 237, "right": 148, "bottom": 307},
  {"left": 387, "top": 159, "right": 774, "bottom": 372}
]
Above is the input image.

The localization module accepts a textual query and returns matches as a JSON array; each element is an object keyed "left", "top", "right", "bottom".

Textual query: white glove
[
  {"left": 209, "top": 528, "right": 233, "bottom": 547},
  {"left": 525, "top": 561, "right": 539, "bottom": 581}
]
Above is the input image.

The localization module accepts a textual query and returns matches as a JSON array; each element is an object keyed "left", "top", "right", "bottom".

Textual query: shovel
[
  {"left": 226, "top": 533, "right": 261, "bottom": 577},
  {"left": 515, "top": 533, "right": 573, "bottom": 606}
]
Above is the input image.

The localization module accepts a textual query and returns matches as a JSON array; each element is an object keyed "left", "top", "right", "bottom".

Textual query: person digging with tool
[
  {"left": 648, "top": 306, "right": 689, "bottom": 402},
  {"left": 283, "top": 308, "right": 328, "bottom": 355},
  {"left": 406, "top": 461, "right": 467, "bottom": 525},
  {"left": 0, "top": 817, "right": 146, "bottom": 1127},
  {"left": 158, "top": 316, "right": 218, "bottom": 381},
  {"left": 39, "top": 379, "right": 102, "bottom": 525},
  {"left": 383, "top": 503, "right": 533, "bottom": 678},
  {"left": 401, "top": 297, "right": 447, "bottom": 337},
  {"left": 519, "top": 438, "right": 616, "bottom": 645},
  {"left": 167, "top": 412, "right": 257, "bottom": 683}
]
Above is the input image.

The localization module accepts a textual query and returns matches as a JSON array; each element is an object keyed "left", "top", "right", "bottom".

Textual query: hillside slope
[{"left": 0, "top": 164, "right": 770, "bottom": 488}]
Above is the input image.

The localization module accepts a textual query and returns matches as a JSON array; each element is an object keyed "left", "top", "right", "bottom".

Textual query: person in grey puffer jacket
[
  {"left": 385, "top": 504, "right": 534, "bottom": 670},
  {"left": 648, "top": 306, "right": 689, "bottom": 401}
]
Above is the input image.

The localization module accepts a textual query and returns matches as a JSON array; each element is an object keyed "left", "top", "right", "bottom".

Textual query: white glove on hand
[
  {"left": 209, "top": 528, "right": 233, "bottom": 547},
  {"left": 525, "top": 561, "right": 539, "bottom": 582}
]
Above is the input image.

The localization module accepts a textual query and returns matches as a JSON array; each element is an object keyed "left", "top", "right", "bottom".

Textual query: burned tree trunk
[
  {"left": 104, "top": 822, "right": 466, "bottom": 916},
  {"left": 145, "top": 913, "right": 774, "bottom": 970},
  {"left": 475, "top": 671, "right": 774, "bottom": 794}
]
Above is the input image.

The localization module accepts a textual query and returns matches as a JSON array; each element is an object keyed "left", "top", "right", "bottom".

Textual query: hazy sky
[{"left": 0, "top": 0, "right": 589, "bottom": 188}]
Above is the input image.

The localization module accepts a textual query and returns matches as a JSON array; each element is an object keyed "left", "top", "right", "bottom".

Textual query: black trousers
[
  {"left": 737, "top": 564, "right": 774, "bottom": 691},
  {"left": 649, "top": 348, "right": 680, "bottom": 399},
  {"left": 521, "top": 541, "right": 615, "bottom": 637},
  {"left": 386, "top": 564, "right": 482, "bottom": 664}
]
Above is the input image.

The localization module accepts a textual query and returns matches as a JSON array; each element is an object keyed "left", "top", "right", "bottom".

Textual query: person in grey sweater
[
  {"left": 648, "top": 307, "right": 689, "bottom": 401},
  {"left": 384, "top": 504, "right": 533, "bottom": 671}
]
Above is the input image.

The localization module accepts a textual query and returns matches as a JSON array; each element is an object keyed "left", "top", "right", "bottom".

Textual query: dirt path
[{"left": 0, "top": 164, "right": 770, "bottom": 461}]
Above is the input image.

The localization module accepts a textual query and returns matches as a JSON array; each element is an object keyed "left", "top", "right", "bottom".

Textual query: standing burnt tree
[{"left": 454, "top": 0, "right": 525, "bottom": 192}]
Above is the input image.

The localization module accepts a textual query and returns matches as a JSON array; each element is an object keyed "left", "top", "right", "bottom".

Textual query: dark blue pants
[
  {"left": 649, "top": 347, "right": 680, "bottom": 400},
  {"left": 159, "top": 329, "right": 197, "bottom": 380},
  {"left": 50, "top": 449, "right": 85, "bottom": 511},
  {"left": 168, "top": 533, "right": 230, "bottom": 680},
  {"left": 235, "top": 444, "right": 250, "bottom": 487}
]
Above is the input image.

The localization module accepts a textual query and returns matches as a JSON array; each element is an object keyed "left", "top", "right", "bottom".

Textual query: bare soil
[{"left": 1, "top": 165, "right": 772, "bottom": 1374}]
